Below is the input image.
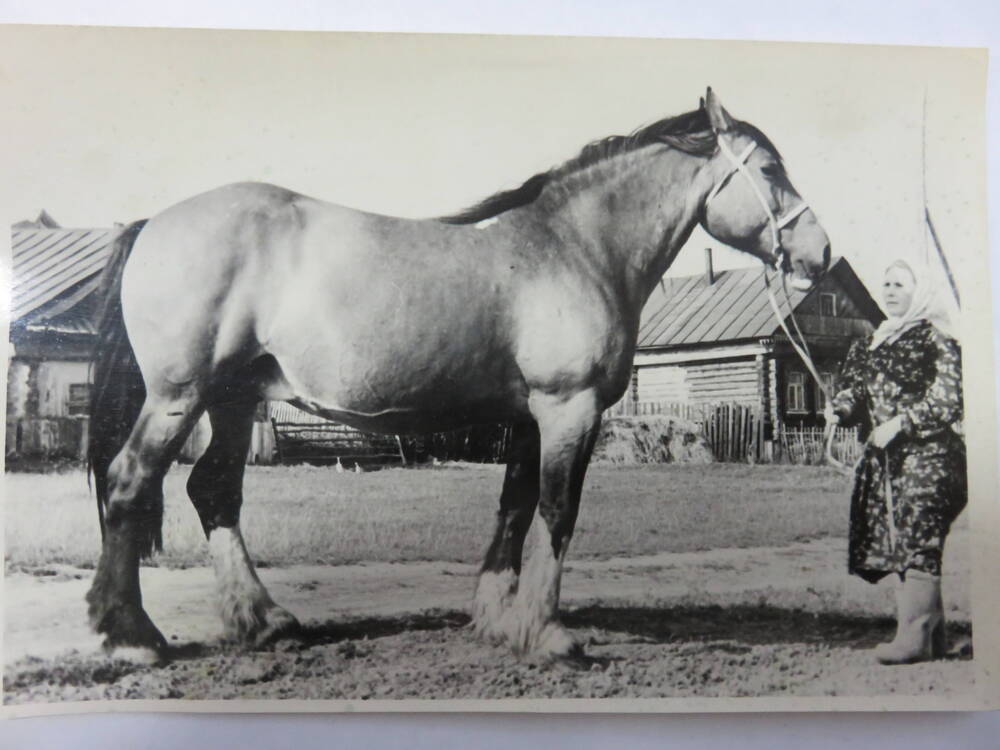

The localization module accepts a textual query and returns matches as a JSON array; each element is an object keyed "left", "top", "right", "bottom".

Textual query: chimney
[{"left": 704, "top": 247, "right": 715, "bottom": 285}]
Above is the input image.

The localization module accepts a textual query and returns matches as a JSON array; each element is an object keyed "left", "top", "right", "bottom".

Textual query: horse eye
[{"left": 760, "top": 165, "right": 779, "bottom": 178}]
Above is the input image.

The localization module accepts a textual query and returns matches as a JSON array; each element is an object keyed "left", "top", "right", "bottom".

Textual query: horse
[{"left": 86, "top": 88, "right": 830, "bottom": 663}]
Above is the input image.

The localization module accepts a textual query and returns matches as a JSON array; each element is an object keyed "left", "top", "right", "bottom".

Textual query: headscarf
[{"left": 869, "top": 259, "right": 958, "bottom": 351}]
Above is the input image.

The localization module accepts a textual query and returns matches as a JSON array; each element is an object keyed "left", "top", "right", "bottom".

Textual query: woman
[{"left": 824, "top": 259, "right": 966, "bottom": 664}]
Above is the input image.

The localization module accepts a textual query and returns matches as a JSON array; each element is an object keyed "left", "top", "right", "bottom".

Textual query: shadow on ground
[
  {"left": 291, "top": 609, "right": 471, "bottom": 647},
  {"left": 281, "top": 603, "right": 972, "bottom": 658},
  {"left": 564, "top": 603, "right": 971, "bottom": 657}
]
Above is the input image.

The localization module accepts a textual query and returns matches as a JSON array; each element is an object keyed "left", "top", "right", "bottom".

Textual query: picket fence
[
  {"left": 6, "top": 399, "right": 861, "bottom": 468},
  {"left": 777, "top": 426, "right": 863, "bottom": 466},
  {"left": 606, "top": 399, "right": 861, "bottom": 465}
]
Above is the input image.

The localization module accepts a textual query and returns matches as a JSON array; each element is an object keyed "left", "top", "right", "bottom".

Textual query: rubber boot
[{"left": 874, "top": 569, "right": 944, "bottom": 665}]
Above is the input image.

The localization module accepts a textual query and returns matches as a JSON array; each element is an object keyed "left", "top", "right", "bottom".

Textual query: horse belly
[
  {"left": 261, "top": 296, "right": 527, "bottom": 434},
  {"left": 249, "top": 201, "right": 531, "bottom": 432},
  {"left": 268, "top": 345, "right": 526, "bottom": 434}
]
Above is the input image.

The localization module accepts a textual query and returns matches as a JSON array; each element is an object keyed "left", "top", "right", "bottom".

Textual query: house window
[
  {"left": 816, "top": 371, "right": 834, "bottom": 411},
  {"left": 820, "top": 293, "right": 837, "bottom": 317},
  {"left": 67, "top": 383, "right": 91, "bottom": 416},
  {"left": 786, "top": 371, "right": 807, "bottom": 413}
]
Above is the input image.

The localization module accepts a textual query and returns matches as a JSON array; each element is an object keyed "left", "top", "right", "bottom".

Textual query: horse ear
[{"left": 704, "top": 87, "right": 734, "bottom": 133}]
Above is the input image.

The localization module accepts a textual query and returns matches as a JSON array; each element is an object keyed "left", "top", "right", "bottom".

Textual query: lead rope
[
  {"left": 762, "top": 268, "right": 849, "bottom": 473},
  {"left": 710, "top": 132, "right": 844, "bottom": 472},
  {"left": 884, "top": 456, "right": 898, "bottom": 552}
]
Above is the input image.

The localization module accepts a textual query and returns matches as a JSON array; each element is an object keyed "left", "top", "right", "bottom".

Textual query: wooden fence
[
  {"left": 179, "top": 417, "right": 275, "bottom": 465},
  {"left": 5, "top": 417, "right": 89, "bottom": 460},
  {"left": 399, "top": 425, "right": 512, "bottom": 465},
  {"left": 605, "top": 399, "right": 706, "bottom": 422},
  {"left": 607, "top": 400, "right": 760, "bottom": 462},
  {"left": 5, "top": 400, "right": 861, "bottom": 469},
  {"left": 776, "top": 426, "right": 862, "bottom": 466},
  {"left": 605, "top": 399, "right": 862, "bottom": 466},
  {"left": 702, "top": 404, "right": 764, "bottom": 463},
  {"left": 267, "top": 404, "right": 513, "bottom": 466},
  {"left": 268, "top": 402, "right": 405, "bottom": 466},
  {"left": 4, "top": 415, "right": 276, "bottom": 466}
]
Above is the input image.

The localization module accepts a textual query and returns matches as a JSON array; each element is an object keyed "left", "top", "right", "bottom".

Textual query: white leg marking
[
  {"left": 506, "top": 521, "right": 575, "bottom": 657},
  {"left": 472, "top": 568, "right": 518, "bottom": 642},
  {"left": 208, "top": 526, "right": 298, "bottom": 643},
  {"left": 476, "top": 522, "right": 576, "bottom": 657}
]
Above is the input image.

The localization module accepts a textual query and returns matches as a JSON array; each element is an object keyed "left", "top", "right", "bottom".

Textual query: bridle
[
  {"left": 705, "top": 133, "right": 848, "bottom": 472},
  {"left": 704, "top": 135, "right": 810, "bottom": 271}
]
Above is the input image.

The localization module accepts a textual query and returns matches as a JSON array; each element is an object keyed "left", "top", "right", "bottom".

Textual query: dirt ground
[{"left": 3, "top": 529, "right": 973, "bottom": 704}]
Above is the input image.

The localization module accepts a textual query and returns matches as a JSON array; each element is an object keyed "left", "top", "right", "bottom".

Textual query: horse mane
[{"left": 439, "top": 109, "right": 783, "bottom": 225}]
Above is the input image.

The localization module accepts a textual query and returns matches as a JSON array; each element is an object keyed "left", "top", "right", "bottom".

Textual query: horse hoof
[
  {"left": 470, "top": 615, "right": 510, "bottom": 645},
  {"left": 252, "top": 606, "right": 302, "bottom": 648},
  {"left": 93, "top": 603, "right": 169, "bottom": 661},
  {"left": 543, "top": 641, "right": 592, "bottom": 671},
  {"left": 531, "top": 622, "right": 581, "bottom": 663},
  {"left": 105, "top": 645, "right": 166, "bottom": 665}
]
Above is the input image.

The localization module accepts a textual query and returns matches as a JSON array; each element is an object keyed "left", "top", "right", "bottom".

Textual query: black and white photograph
[{"left": 2, "top": 23, "right": 997, "bottom": 713}]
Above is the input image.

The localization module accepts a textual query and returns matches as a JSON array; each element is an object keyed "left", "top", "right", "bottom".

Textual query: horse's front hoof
[
  {"left": 530, "top": 622, "right": 582, "bottom": 663},
  {"left": 105, "top": 645, "right": 166, "bottom": 665},
  {"left": 251, "top": 606, "right": 302, "bottom": 649},
  {"left": 93, "top": 604, "right": 169, "bottom": 662},
  {"left": 545, "top": 641, "right": 593, "bottom": 671}
]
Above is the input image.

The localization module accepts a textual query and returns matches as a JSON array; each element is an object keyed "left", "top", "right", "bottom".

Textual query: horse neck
[{"left": 537, "top": 147, "right": 710, "bottom": 311}]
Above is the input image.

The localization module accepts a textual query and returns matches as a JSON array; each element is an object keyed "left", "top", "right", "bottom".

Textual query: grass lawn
[{"left": 5, "top": 463, "right": 854, "bottom": 570}]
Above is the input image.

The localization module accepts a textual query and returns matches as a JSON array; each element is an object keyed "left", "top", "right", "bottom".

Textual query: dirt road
[{"left": 4, "top": 533, "right": 972, "bottom": 703}]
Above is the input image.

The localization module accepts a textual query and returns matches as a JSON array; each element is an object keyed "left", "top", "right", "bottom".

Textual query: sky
[{"left": 0, "top": 26, "right": 987, "bottom": 306}]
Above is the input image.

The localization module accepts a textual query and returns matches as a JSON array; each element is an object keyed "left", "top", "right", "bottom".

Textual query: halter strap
[
  {"left": 775, "top": 200, "right": 809, "bottom": 230},
  {"left": 705, "top": 141, "right": 756, "bottom": 204},
  {"left": 706, "top": 135, "right": 845, "bottom": 473},
  {"left": 762, "top": 269, "right": 849, "bottom": 474},
  {"left": 706, "top": 135, "right": 810, "bottom": 263}
]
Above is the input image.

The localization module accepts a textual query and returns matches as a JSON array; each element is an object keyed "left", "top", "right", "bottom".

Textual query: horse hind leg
[
  {"left": 473, "top": 421, "right": 540, "bottom": 642},
  {"left": 187, "top": 397, "right": 299, "bottom": 646},
  {"left": 86, "top": 392, "right": 203, "bottom": 660}
]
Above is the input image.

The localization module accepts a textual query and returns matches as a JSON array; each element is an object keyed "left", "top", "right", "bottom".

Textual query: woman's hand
[
  {"left": 823, "top": 402, "right": 839, "bottom": 426},
  {"left": 871, "top": 415, "right": 905, "bottom": 449}
]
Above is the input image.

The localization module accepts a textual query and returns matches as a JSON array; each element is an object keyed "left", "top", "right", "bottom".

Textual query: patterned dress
[{"left": 832, "top": 320, "right": 966, "bottom": 583}]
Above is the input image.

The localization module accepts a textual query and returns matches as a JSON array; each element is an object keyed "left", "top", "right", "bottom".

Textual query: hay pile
[{"left": 592, "top": 415, "right": 713, "bottom": 465}]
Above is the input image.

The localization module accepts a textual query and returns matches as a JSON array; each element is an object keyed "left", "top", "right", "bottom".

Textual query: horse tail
[{"left": 88, "top": 219, "right": 152, "bottom": 549}]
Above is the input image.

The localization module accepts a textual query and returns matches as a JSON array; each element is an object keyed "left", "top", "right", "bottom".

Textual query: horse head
[{"left": 698, "top": 88, "right": 830, "bottom": 290}]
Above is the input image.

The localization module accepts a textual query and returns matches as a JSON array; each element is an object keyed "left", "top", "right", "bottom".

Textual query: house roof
[
  {"left": 637, "top": 256, "right": 881, "bottom": 349},
  {"left": 13, "top": 210, "right": 61, "bottom": 230},
  {"left": 11, "top": 227, "right": 114, "bottom": 326}
]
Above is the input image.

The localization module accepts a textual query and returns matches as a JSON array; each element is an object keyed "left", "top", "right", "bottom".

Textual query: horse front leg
[
  {"left": 499, "top": 389, "right": 601, "bottom": 661},
  {"left": 473, "top": 421, "right": 540, "bottom": 641}
]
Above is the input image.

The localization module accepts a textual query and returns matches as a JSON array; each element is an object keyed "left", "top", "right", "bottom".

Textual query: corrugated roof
[
  {"left": 637, "top": 263, "right": 819, "bottom": 349},
  {"left": 11, "top": 227, "right": 113, "bottom": 323}
]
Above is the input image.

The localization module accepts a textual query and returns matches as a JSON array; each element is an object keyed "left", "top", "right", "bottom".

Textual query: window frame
[
  {"left": 67, "top": 382, "right": 91, "bottom": 417},
  {"left": 820, "top": 292, "right": 837, "bottom": 317},
  {"left": 786, "top": 371, "right": 808, "bottom": 414},
  {"left": 815, "top": 371, "right": 834, "bottom": 411}
]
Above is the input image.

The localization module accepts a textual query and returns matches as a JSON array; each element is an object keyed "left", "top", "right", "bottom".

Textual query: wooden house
[
  {"left": 628, "top": 249, "right": 884, "bottom": 433},
  {"left": 7, "top": 217, "right": 263, "bottom": 464},
  {"left": 7, "top": 216, "right": 114, "bottom": 458}
]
